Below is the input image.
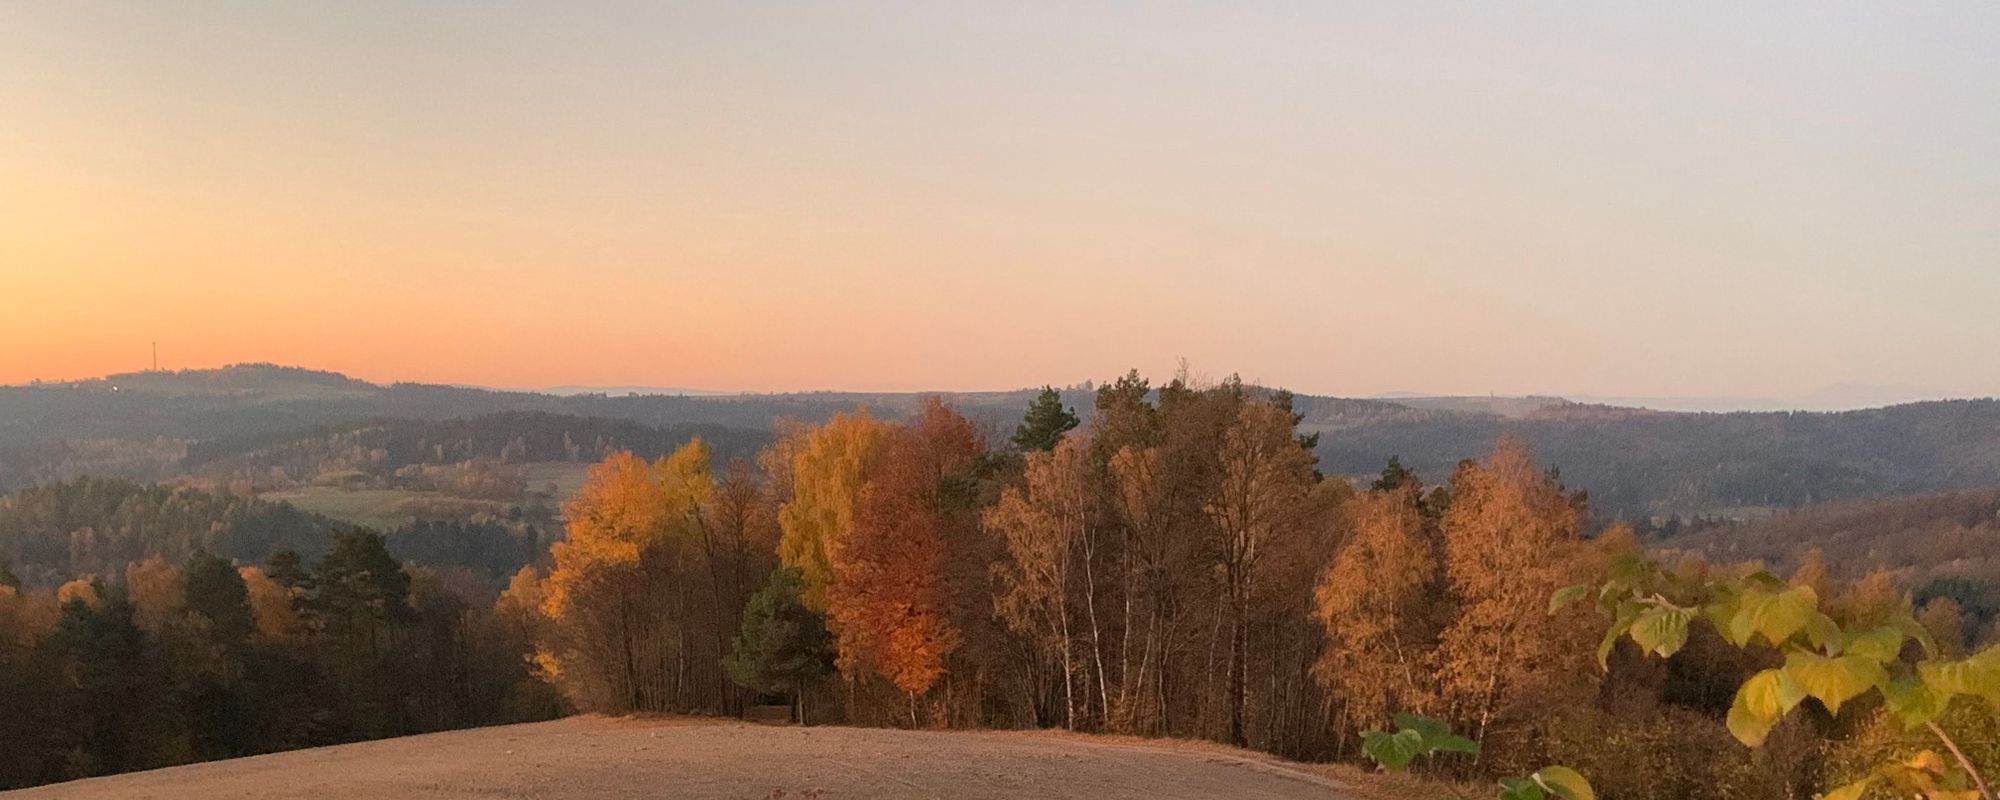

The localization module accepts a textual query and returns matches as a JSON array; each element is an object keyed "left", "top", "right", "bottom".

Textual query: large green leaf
[
  {"left": 1598, "top": 604, "right": 1643, "bottom": 669},
  {"left": 1629, "top": 605, "right": 1694, "bottom": 658},
  {"left": 1917, "top": 648, "right": 2000, "bottom": 699},
  {"left": 1531, "top": 766, "right": 1595, "bottom": 800},
  {"left": 1783, "top": 651, "right": 1888, "bottom": 715},
  {"left": 1882, "top": 675, "right": 1944, "bottom": 730},
  {"left": 1842, "top": 625, "right": 1906, "bottom": 662},
  {"left": 1361, "top": 728, "right": 1425, "bottom": 772},
  {"left": 1392, "top": 713, "right": 1452, "bottom": 740},
  {"left": 1381, "top": 713, "right": 1478, "bottom": 757},
  {"left": 1731, "top": 585, "right": 1819, "bottom": 647},
  {"left": 1727, "top": 668, "right": 1805, "bottom": 747},
  {"left": 1498, "top": 777, "right": 1547, "bottom": 800},
  {"left": 1550, "top": 584, "right": 1592, "bottom": 614}
]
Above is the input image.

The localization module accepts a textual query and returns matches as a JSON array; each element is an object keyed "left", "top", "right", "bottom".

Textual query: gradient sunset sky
[{"left": 4, "top": 3, "right": 1997, "bottom": 397}]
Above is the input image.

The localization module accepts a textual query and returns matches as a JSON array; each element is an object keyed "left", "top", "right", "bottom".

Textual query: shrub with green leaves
[
  {"left": 1362, "top": 713, "right": 1595, "bottom": 800},
  {"left": 1566, "top": 553, "right": 2000, "bottom": 800}
]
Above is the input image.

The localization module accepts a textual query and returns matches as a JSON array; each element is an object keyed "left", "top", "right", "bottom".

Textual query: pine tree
[
  {"left": 1013, "top": 386, "right": 1080, "bottom": 452},
  {"left": 50, "top": 585, "right": 172, "bottom": 777},
  {"left": 264, "top": 549, "right": 309, "bottom": 591},
  {"left": 184, "top": 550, "right": 254, "bottom": 645},
  {"left": 724, "top": 567, "right": 834, "bottom": 721},
  {"left": 310, "top": 530, "right": 412, "bottom": 626},
  {"left": 1373, "top": 456, "right": 1417, "bottom": 492}
]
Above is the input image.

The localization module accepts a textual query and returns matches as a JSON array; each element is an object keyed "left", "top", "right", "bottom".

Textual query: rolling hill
[{"left": 7, "top": 364, "right": 2000, "bottom": 516}]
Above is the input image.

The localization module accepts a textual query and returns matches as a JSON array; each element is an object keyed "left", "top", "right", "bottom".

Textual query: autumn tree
[
  {"left": 539, "top": 450, "right": 683, "bottom": 712},
  {"left": 826, "top": 399, "right": 982, "bottom": 714},
  {"left": 1314, "top": 479, "right": 1443, "bottom": 730},
  {"left": 537, "top": 440, "right": 775, "bottom": 715},
  {"left": 778, "top": 411, "right": 892, "bottom": 611},
  {"left": 988, "top": 435, "right": 1095, "bottom": 727},
  {"left": 1431, "top": 436, "right": 1597, "bottom": 745},
  {"left": 0, "top": 581, "right": 58, "bottom": 787},
  {"left": 238, "top": 565, "right": 304, "bottom": 643},
  {"left": 124, "top": 556, "right": 183, "bottom": 634},
  {"left": 1204, "top": 395, "right": 1330, "bottom": 746}
]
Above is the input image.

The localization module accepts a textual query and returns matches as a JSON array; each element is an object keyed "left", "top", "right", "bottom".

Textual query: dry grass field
[{"left": 4, "top": 716, "right": 1459, "bottom": 800}]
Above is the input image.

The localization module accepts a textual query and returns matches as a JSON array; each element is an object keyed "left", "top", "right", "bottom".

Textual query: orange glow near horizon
[{"left": 5, "top": 4, "right": 1998, "bottom": 397}]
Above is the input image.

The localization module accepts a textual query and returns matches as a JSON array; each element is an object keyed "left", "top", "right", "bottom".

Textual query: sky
[{"left": 3, "top": 2, "right": 1997, "bottom": 399}]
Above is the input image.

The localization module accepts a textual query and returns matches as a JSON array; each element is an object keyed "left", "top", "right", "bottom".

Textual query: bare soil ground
[{"left": 7, "top": 716, "right": 1404, "bottom": 800}]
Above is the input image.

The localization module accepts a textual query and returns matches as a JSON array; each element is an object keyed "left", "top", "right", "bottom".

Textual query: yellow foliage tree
[
  {"left": 543, "top": 451, "right": 671, "bottom": 619},
  {"left": 238, "top": 566, "right": 304, "bottom": 642},
  {"left": 124, "top": 557, "right": 184, "bottom": 634},
  {"left": 536, "top": 439, "right": 766, "bottom": 714},
  {"left": 777, "top": 411, "right": 891, "bottom": 612},
  {"left": 1314, "top": 483, "right": 1441, "bottom": 728},
  {"left": 1432, "top": 436, "right": 1598, "bottom": 744}
]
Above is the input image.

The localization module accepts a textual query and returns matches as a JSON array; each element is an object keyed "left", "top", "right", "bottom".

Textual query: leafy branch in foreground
[
  {"left": 1363, "top": 713, "right": 1594, "bottom": 800},
  {"left": 1565, "top": 552, "right": 2000, "bottom": 800}
]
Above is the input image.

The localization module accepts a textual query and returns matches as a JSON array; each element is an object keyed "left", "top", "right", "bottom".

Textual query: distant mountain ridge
[{"left": 7, "top": 363, "right": 2000, "bottom": 517}]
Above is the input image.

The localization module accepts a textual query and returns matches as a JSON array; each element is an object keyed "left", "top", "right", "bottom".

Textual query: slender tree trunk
[
  {"left": 1116, "top": 525, "right": 1135, "bottom": 728},
  {"left": 1080, "top": 521, "right": 1112, "bottom": 725},
  {"left": 1227, "top": 578, "right": 1248, "bottom": 747},
  {"left": 1058, "top": 597, "right": 1076, "bottom": 730}
]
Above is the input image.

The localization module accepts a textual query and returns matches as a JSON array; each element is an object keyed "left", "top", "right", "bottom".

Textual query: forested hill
[
  {"left": 1663, "top": 488, "right": 2000, "bottom": 589},
  {"left": 1304, "top": 398, "right": 2000, "bottom": 516},
  {"left": 7, "top": 364, "right": 2000, "bottom": 515},
  {"left": 0, "top": 476, "right": 340, "bottom": 587},
  {"left": 178, "top": 411, "right": 768, "bottom": 484}
]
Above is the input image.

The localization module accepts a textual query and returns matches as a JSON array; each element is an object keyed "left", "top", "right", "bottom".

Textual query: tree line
[
  {"left": 516, "top": 371, "right": 1998, "bottom": 798},
  {"left": 0, "top": 531, "right": 556, "bottom": 789},
  {"left": 6, "top": 368, "right": 1997, "bottom": 797}
]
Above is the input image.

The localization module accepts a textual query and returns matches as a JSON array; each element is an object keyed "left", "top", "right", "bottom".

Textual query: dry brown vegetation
[{"left": 5, "top": 716, "right": 1435, "bottom": 800}]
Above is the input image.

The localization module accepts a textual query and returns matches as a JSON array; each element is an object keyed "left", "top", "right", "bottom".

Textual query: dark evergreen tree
[
  {"left": 265, "top": 549, "right": 309, "bottom": 590},
  {"left": 183, "top": 550, "right": 253, "bottom": 645},
  {"left": 724, "top": 567, "right": 835, "bottom": 722},
  {"left": 49, "top": 586, "right": 173, "bottom": 777},
  {"left": 310, "top": 530, "right": 411, "bottom": 627},
  {"left": 1373, "top": 456, "right": 1417, "bottom": 492},
  {"left": 1012, "top": 386, "right": 1080, "bottom": 452}
]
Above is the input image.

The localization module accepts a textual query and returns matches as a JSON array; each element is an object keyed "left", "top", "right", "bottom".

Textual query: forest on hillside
[
  {"left": 11, "top": 364, "right": 2000, "bottom": 517},
  {"left": 7, "top": 371, "right": 2000, "bottom": 798}
]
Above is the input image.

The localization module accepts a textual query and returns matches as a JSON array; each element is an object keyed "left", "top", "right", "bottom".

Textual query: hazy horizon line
[{"left": 11, "top": 361, "right": 1992, "bottom": 414}]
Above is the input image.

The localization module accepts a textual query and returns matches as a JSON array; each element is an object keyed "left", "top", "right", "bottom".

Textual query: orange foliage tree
[
  {"left": 1431, "top": 436, "right": 1599, "bottom": 745},
  {"left": 1314, "top": 481, "right": 1443, "bottom": 729},
  {"left": 826, "top": 400, "right": 982, "bottom": 710}
]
